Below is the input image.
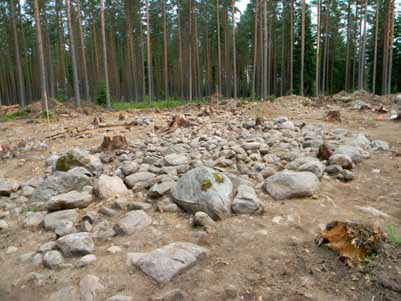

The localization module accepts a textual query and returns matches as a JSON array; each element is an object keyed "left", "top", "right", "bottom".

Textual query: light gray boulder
[
  {"left": 125, "top": 172, "right": 156, "bottom": 188},
  {"left": 113, "top": 210, "right": 152, "bottom": 235},
  {"left": 56, "top": 232, "right": 95, "bottom": 257},
  {"left": 80, "top": 274, "right": 105, "bottom": 301},
  {"left": 95, "top": 175, "right": 128, "bottom": 199},
  {"left": 164, "top": 154, "right": 189, "bottom": 166},
  {"left": 0, "top": 178, "right": 19, "bottom": 196},
  {"left": 264, "top": 171, "right": 320, "bottom": 200},
  {"left": 335, "top": 145, "right": 369, "bottom": 163},
  {"left": 171, "top": 166, "right": 233, "bottom": 220},
  {"left": 43, "top": 250, "right": 64, "bottom": 269},
  {"left": 47, "top": 190, "right": 93, "bottom": 211},
  {"left": 43, "top": 209, "right": 79, "bottom": 231},
  {"left": 128, "top": 242, "right": 208, "bottom": 283}
]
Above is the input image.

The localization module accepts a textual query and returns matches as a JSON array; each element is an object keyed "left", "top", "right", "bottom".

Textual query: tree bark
[
  {"left": 251, "top": 0, "right": 258, "bottom": 98},
  {"left": 65, "top": 0, "right": 81, "bottom": 106},
  {"left": 316, "top": 0, "right": 321, "bottom": 96},
  {"left": 232, "top": 0, "right": 237, "bottom": 98},
  {"left": 145, "top": 0, "right": 153, "bottom": 101},
  {"left": 189, "top": 0, "right": 193, "bottom": 101},
  {"left": 162, "top": 0, "right": 169, "bottom": 98},
  {"left": 344, "top": 0, "right": 351, "bottom": 91},
  {"left": 100, "top": 0, "right": 111, "bottom": 108},
  {"left": 300, "top": 0, "right": 305, "bottom": 95},
  {"left": 76, "top": 0, "right": 90, "bottom": 101},
  {"left": 372, "top": 0, "right": 379, "bottom": 94},
  {"left": 177, "top": 3, "right": 184, "bottom": 99},
  {"left": 216, "top": 0, "right": 222, "bottom": 96},
  {"left": 289, "top": 0, "right": 293, "bottom": 94},
  {"left": 126, "top": 0, "right": 138, "bottom": 101}
]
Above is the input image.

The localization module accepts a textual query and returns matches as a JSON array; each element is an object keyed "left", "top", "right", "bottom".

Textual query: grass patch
[
  {"left": 112, "top": 98, "right": 208, "bottom": 110},
  {"left": 0, "top": 108, "right": 29, "bottom": 121},
  {"left": 385, "top": 225, "right": 401, "bottom": 245},
  {"left": 363, "top": 251, "right": 378, "bottom": 265}
]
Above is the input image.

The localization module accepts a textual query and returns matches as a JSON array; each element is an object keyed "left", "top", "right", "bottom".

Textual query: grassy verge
[
  {"left": 111, "top": 98, "right": 208, "bottom": 110},
  {"left": 0, "top": 109, "right": 28, "bottom": 121}
]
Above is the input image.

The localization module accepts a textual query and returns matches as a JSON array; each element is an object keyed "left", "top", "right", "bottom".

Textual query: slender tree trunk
[
  {"left": 232, "top": 0, "right": 237, "bottom": 98},
  {"left": 100, "top": 0, "right": 111, "bottom": 108},
  {"left": 289, "top": 0, "right": 293, "bottom": 94},
  {"left": 9, "top": 0, "right": 25, "bottom": 106},
  {"left": 280, "top": 0, "right": 285, "bottom": 96},
  {"left": 264, "top": 0, "right": 268, "bottom": 97},
  {"left": 205, "top": 3, "right": 212, "bottom": 96},
  {"left": 126, "top": 0, "right": 138, "bottom": 101},
  {"left": 76, "top": 0, "right": 90, "bottom": 100},
  {"left": 194, "top": 7, "right": 201, "bottom": 97},
  {"left": 177, "top": 4, "right": 184, "bottom": 99},
  {"left": 216, "top": 0, "right": 222, "bottom": 96},
  {"left": 387, "top": 0, "right": 395, "bottom": 94},
  {"left": 267, "top": 0, "right": 272, "bottom": 96},
  {"left": 138, "top": 14, "right": 146, "bottom": 99},
  {"left": 189, "top": 0, "right": 193, "bottom": 101},
  {"left": 316, "top": 0, "right": 321, "bottom": 96},
  {"left": 300, "top": 0, "right": 305, "bottom": 95},
  {"left": 90, "top": 1, "right": 100, "bottom": 81},
  {"left": 382, "top": 0, "right": 390, "bottom": 94},
  {"left": 358, "top": 0, "right": 368, "bottom": 91},
  {"left": 162, "top": 0, "right": 169, "bottom": 98},
  {"left": 34, "top": 0, "right": 48, "bottom": 113},
  {"left": 344, "top": 0, "right": 351, "bottom": 91},
  {"left": 321, "top": 0, "right": 330, "bottom": 95},
  {"left": 372, "top": 0, "right": 379, "bottom": 94},
  {"left": 43, "top": 7, "right": 55, "bottom": 98},
  {"left": 56, "top": 0, "right": 67, "bottom": 94},
  {"left": 251, "top": 0, "right": 259, "bottom": 98},
  {"left": 145, "top": 0, "right": 153, "bottom": 101},
  {"left": 65, "top": 0, "right": 81, "bottom": 106}
]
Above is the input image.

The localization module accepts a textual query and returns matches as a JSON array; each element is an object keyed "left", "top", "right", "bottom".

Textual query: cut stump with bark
[
  {"left": 325, "top": 110, "right": 342, "bottom": 123},
  {"left": 318, "top": 143, "right": 333, "bottom": 161},
  {"left": 99, "top": 135, "right": 133, "bottom": 151},
  {"left": 159, "top": 114, "right": 199, "bottom": 134}
]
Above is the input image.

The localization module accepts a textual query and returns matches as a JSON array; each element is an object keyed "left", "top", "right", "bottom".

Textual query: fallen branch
[{"left": 159, "top": 113, "right": 199, "bottom": 134}]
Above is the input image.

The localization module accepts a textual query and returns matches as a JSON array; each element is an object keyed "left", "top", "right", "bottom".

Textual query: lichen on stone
[
  {"left": 201, "top": 178, "right": 212, "bottom": 191},
  {"left": 212, "top": 172, "right": 224, "bottom": 183}
]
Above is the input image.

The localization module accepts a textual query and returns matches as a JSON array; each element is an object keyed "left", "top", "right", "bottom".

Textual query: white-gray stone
[
  {"left": 78, "top": 254, "right": 97, "bottom": 267},
  {"left": 148, "top": 181, "right": 175, "bottom": 198},
  {"left": 264, "top": 171, "right": 320, "bottom": 200},
  {"left": 371, "top": 140, "right": 390, "bottom": 151},
  {"left": 171, "top": 167, "right": 233, "bottom": 220},
  {"left": 113, "top": 210, "right": 152, "bottom": 235},
  {"left": 47, "top": 190, "right": 93, "bottom": 211},
  {"left": 96, "top": 175, "right": 128, "bottom": 199},
  {"left": 56, "top": 232, "right": 95, "bottom": 257},
  {"left": 125, "top": 172, "right": 156, "bottom": 188},
  {"left": 164, "top": 154, "right": 189, "bottom": 166},
  {"left": 43, "top": 209, "right": 79, "bottom": 231},
  {"left": 231, "top": 185, "right": 264, "bottom": 215},
  {"left": 328, "top": 154, "right": 353, "bottom": 169},
  {"left": 128, "top": 242, "right": 208, "bottom": 283},
  {"left": 335, "top": 145, "right": 369, "bottom": 163},
  {"left": 192, "top": 211, "right": 216, "bottom": 228},
  {"left": 0, "top": 178, "right": 19, "bottom": 196},
  {"left": 297, "top": 160, "right": 326, "bottom": 178},
  {"left": 43, "top": 250, "right": 64, "bottom": 269},
  {"left": 80, "top": 275, "right": 105, "bottom": 301}
]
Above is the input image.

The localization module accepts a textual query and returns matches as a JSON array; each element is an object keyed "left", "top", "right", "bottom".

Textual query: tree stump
[
  {"left": 99, "top": 135, "right": 132, "bottom": 151},
  {"left": 159, "top": 114, "right": 199, "bottom": 134},
  {"left": 255, "top": 116, "right": 264, "bottom": 126},
  {"left": 325, "top": 110, "right": 342, "bottom": 123},
  {"left": 318, "top": 143, "right": 333, "bottom": 161}
]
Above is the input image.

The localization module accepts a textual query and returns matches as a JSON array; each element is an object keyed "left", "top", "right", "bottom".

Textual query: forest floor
[{"left": 0, "top": 94, "right": 401, "bottom": 301}]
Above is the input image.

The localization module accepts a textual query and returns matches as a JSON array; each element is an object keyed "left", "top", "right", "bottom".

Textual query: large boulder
[
  {"left": 95, "top": 175, "right": 128, "bottom": 199},
  {"left": 55, "top": 148, "right": 102, "bottom": 172},
  {"left": 47, "top": 190, "right": 93, "bottom": 211},
  {"left": 113, "top": 210, "right": 152, "bottom": 235},
  {"left": 263, "top": 171, "right": 320, "bottom": 200},
  {"left": 31, "top": 171, "right": 91, "bottom": 203},
  {"left": 335, "top": 145, "right": 369, "bottom": 163},
  {"left": 124, "top": 172, "right": 156, "bottom": 188},
  {"left": 231, "top": 185, "right": 264, "bottom": 215},
  {"left": 56, "top": 232, "right": 95, "bottom": 257},
  {"left": 128, "top": 242, "right": 208, "bottom": 283},
  {"left": 0, "top": 178, "right": 19, "bottom": 196},
  {"left": 171, "top": 166, "right": 233, "bottom": 220},
  {"left": 328, "top": 154, "right": 353, "bottom": 169}
]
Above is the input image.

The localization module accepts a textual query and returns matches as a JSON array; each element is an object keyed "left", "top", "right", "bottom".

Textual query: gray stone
[
  {"left": 371, "top": 140, "right": 390, "bottom": 151},
  {"left": 127, "top": 202, "right": 152, "bottom": 211},
  {"left": 287, "top": 157, "right": 319, "bottom": 170},
  {"left": 92, "top": 220, "right": 116, "bottom": 240},
  {"left": 119, "top": 161, "right": 139, "bottom": 176},
  {"left": 54, "top": 220, "right": 77, "bottom": 236},
  {"left": 96, "top": 175, "right": 128, "bottom": 199},
  {"left": 99, "top": 207, "right": 117, "bottom": 217},
  {"left": 125, "top": 172, "right": 156, "bottom": 188},
  {"left": 43, "top": 250, "right": 64, "bottom": 269},
  {"left": 171, "top": 167, "right": 233, "bottom": 220},
  {"left": 345, "top": 133, "right": 371, "bottom": 150},
  {"left": 21, "top": 185, "right": 35, "bottom": 197},
  {"left": 55, "top": 148, "right": 102, "bottom": 172},
  {"left": 47, "top": 286, "right": 79, "bottom": 301},
  {"left": 148, "top": 181, "right": 175, "bottom": 198},
  {"left": 164, "top": 154, "right": 189, "bottom": 166},
  {"left": 47, "top": 190, "right": 93, "bottom": 211},
  {"left": 297, "top": 160, "right": 326, "bottom": 178},
  {"left": 31, "top": 171, "right": 91, "bottom": 203},
  {"left": 192, "top": 211, "right": 216, "bottom": 228},
  {"left": 231, "top": 185, "right": 264, "bottom": 215},
  {"left": 335, "top": 145, "right": 369, "bottom": 163},
  {"left": 43, "top": 209, "right": 79, "bottom": 231},
  {"left": 113, "top": 210, "right": 152, "bottom": 235},
  {"left": 328, "top": 154, "right": 353, "bottom": 169},
  {"left": 80, "top": 275, "right": 105, "bottom": 301},
  {"left": 32, "top": 253, "right": 43, "bottom": 267},
  {"left": 325, "top": 165, "right": 343, "bottom": 176},
  {"left": 56, "top": 232, "right": 95, "bottom": 257},
  {"left": 78, "top": 254, "right": 97, "bottom": 267},
  {"left": 0, "top": 219, "right": 8, "bottom": 230},
  {"left": 0, "top": 178, "right": 19, "bottom": 196},
  {"left": 264, "top": 171, "right": 320, "bottom": 200},
  {"left": 39, "top": 241, "right": 57, "bottom": 253},
  {"left": 129, "top": 242, "right": 208, "bottom": 283}
]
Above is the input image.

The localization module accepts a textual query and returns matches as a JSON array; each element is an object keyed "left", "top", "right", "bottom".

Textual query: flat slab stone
[
  {"left": 0, "top": 178, "right": 19, "bottom": 196},
  {"left": 43, "top": 209, "right": 79, "bottom": 231},
  {"left": 113, "top": 210, "right": 152, "bottom": 235},
  {"left": 56, "top": 232, "right": 95, "bottom": 257},
  {"left": 129, "top": 242, "right": 208, "bottom": 283},
  {"left": 47, "top": 190, "right": 93, "bottom": 211}
]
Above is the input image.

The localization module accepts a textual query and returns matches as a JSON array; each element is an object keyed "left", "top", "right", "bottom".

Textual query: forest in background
[{"left": 0, "top": 0, "right": 400, "bottom": 110}]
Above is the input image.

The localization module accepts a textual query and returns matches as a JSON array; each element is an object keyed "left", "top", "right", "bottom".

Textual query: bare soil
[{"left": 0, "top": 99, "right": 400, "bottom": 301}]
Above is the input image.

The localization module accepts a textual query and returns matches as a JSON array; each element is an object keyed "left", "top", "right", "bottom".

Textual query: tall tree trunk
[
  {"left": 126, "top": 0, "right": 138, "bottom": 101},
  {"left": 267, "top": 0, "right": 273, "bottom": 96},
  {"left": 177, "top": 4, "right": 184, "bottom": 99},
  {"left": 372, "top": 0, "right": 379, "bottom": 94},
  {"left": 90, "top": 1, "right": 100, "bottom": 81},
  {"left": 205, "top": 2, "right": 212, "bottom": 96},
  {"left": 145, "top": 0, "right": 153, "bottom": 101},
  {"left": 194, "top": 7, "right": 201, "bottom": 97},
  {"left": 300, "top": 0, "right": 305, "bottom": 95},
  {"left": 280, "top": 0, "right": 285, "bottom": 96},
  {"left": 34, "top": 0, "right": 48, "bottom": 113},
  {"left": 231, "top": 0, "right": 237, "bottom": 98},
  {"left": 358, "top": 0, "right": 368, "bottom": 90},
  {"left": 382, "top": 0, "right": 390, "bottom": 94},
  {"left": 251, "top": 0, "right": 259, "bottom": 98},
  {"left": 289, "top": 0, "right": 293, "bottom": 94},
  {"left": 386, "top": 0, "right": 395, "bottom": 94},
  {"left": 189, "top": 0, "right": 193, "bottom": 101},
  {"left": 216, "top": 0, "right": 222, "bottom": 95},
  {"left": 264, "top": 0, "right": 268, "bottom": 97},
  {"left": 100, "top": 0, "right": 111, "bottom": 108},
  {"left": 162, "top": 0, "right": 169, "bottom": 98},
  {"left": 76, "top": 0, "right": 90, "bottom": 100},
  {"left": 65, "top": 0, "right": 81, "bottom": 106},
  {"left": 344, "top": 0, "right": 351, "bottom": 91},
  {"left": 321, "top": 0, "right": 330, "bottom": 95},
  {"left": 56, "top": 0, "right": 67, "bottom": 94},
  {"left": 139, "top": 13, "right": 146, "bottom": 99},
  {"left": 315, "top": 0, "right": 321, "bottom": 96},
  {"left": 43, "top": 7, "right": 55, "bottom": 98},
  {"left": 9, "top": 0, "right": 25, "bottom": 106}
]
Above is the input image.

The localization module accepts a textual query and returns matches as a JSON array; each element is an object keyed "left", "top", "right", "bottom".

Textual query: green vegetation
[
  {"left": 0, "top": 109, "right": 28, "bottom": 121},
  {"left": 212, "top": 172, "right": 224, "bottom": 184},
  {"left": 201, "top": 178, "right": 212, "bottom": 192},
  {"left": 385, "top": 225, "right": 401, "bottom": 245},
  {"left": 96, "top": 81, "right": 107, "bottom": 106},
  {"left": 112, "top": 98, "right": 208, "bottom": 110},
  {"left": 363, "top": 251, "right": 378, "bottom": 265}
]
